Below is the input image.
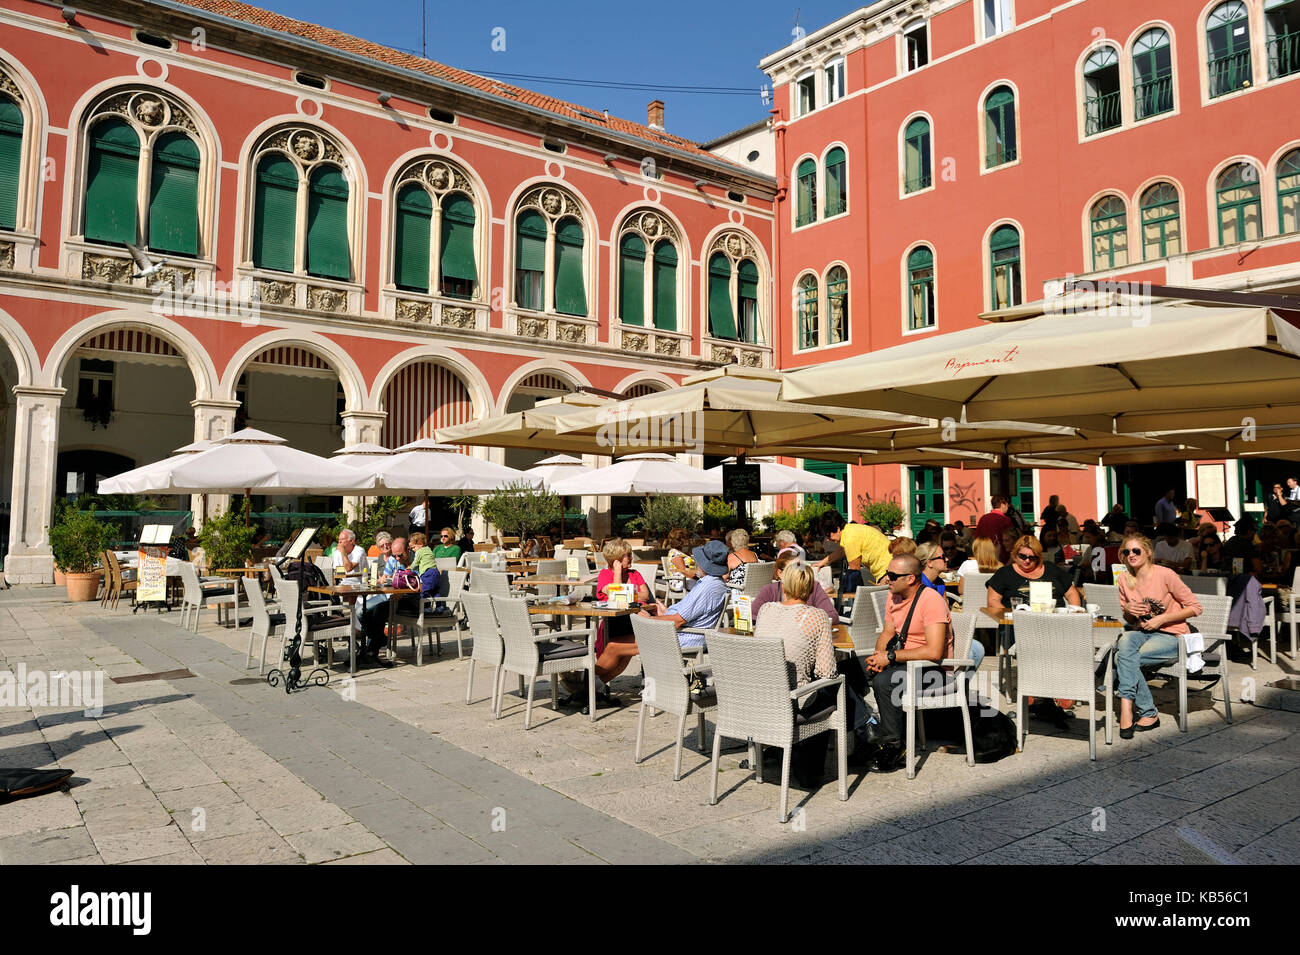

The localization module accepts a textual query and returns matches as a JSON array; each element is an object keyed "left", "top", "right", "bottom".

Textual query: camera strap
[{"left": 887, "top": 587, "right": 924, "bottom": 654}]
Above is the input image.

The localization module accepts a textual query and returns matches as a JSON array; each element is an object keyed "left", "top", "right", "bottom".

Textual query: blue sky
[{"left": 253, "top": 0, "right": 864, "bottom": 142}]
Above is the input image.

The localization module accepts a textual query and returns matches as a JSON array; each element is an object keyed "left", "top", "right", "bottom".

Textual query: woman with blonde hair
[
  {"left": 725, "top": 526, "right": 759, "bottom": 592},
  {"left": 956, "top": 536, "right": 1002, "bottom": 577},
  {"left": 1114, "top": 534, "right": 1202, "bottom": 738},
  {"left": 889, "top": 537, "right": 917, "bottom": 557},
  {"left": 589, "top": 538, "right": 652, "bottom": 694}
]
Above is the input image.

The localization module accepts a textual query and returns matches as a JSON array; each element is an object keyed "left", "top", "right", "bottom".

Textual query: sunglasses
[
  {"left": 884, "top": 571, "right": 915, "bottom": 581},
  {"left": 1121, "top": 547, "right": 1144, "bottom": 556},
  {"left": 928, "top": 556, "right": 946, "bottom": 564},
  {"left": 1015, "top": 552, "right": 1038, "bottom": 561}
]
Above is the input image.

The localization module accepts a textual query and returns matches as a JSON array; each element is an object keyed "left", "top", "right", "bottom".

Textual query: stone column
[
  {"left": 583, "top": 452, "right": 612, "bottom": 541},
  {"left": 6, "top": 386, "right": 65, "bottom": 583},
  {"left": 338, "top": 410, "right": 389, "bottom": 528},
  {"left": 190, "top": 399, "right": 241, "bottom": 526}
]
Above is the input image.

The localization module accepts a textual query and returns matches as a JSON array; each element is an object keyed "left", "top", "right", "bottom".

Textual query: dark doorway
[{"left": 1112, "top": 463, "right": 1185, "bottom": 525}]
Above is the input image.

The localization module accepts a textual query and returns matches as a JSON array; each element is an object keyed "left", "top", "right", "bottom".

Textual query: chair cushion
[
  {"left": 203, "top": 586, "right": 235, "bottom": 597},
  {"left": 540, "top": 639, "right": 588, "bottom": 660},
  {"left": 796, "top": 703, "right": 837, "bottom": 725},
  {"left": 305, "top": 613, "right": 350, "bottom": 631},
  {"left": 267, "top": 612, "right": 287, "bottom": 626}
]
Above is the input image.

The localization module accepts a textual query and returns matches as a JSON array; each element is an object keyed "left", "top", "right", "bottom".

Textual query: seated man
[
  {"left": 332, "top": 529, "right": 365, "bottom": 575},
  {"left": 356, "top": 537, "right": 410, "bottom": 668},
  {"left": 861, "top": 555, "right": 953, "bottom": 773},
  {"left": 1152, "top": 524, "right": 1193, "bottom": 572},
  {"left": 639, "top": 539, "right": 731, "bottom": 649}
]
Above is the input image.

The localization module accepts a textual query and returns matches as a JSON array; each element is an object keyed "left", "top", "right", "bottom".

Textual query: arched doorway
[{"left": 502, "top": 370, "right": 575, "bottom": 471}]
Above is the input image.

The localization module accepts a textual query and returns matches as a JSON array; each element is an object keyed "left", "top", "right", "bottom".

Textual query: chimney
[{"left": 647, "top": 99, "right": 664, "bottom": 129}]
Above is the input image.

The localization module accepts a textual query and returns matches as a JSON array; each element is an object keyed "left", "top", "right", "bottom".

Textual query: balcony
[
  {"left": 904, "top": 171, "right": 933, "bottom": 194},
  {"left": 1268, "top": 30, "right": 1300, "bottom": 80},
  {"left": 1208, "top": 50, "right": 1253, "bottom": 97},
  {"left": 1084, "top": 91, "right": 1121, "bottom": 135},
  {"left": 1134, "top": 74, "right": 1174, "bottom": 119},
  {"left": 985, "top": 143, "right": 1018, "bottom": 167}
]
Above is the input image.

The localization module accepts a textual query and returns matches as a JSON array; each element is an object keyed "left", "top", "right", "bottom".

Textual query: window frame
[
  {"left": 979, "top": 81, "right": 1022, "bottom": 174},
  {"left": 901, "top": 20, "right": 930, "bottom": 73},
  {"left": 824, "top": 144, "right": 848, "bottom": 218},
  {"left": 902, "top": 115, "right": 933, "bottom": 195},
  {"left": 388, "top": 157, "right": 483, "bottom": 303},
  {"left": 1214, "top": 160, "right": 1263, "bottom": 244},
  {"left": 905, "top": 244, "right": 936, "bottom": 332},
  {"left": 1132, "top": 27, "right": 1176, "bottom": 120},
  {"left": 794, "top": 71, "right": 817, "bottom": 117},
  {"left": 614, "top": 209, "right": 683, "bottom": 335},
  {"left": 980, "top": 0, "right": 1014, "bottom": 40},
  {"left": 1276, "top": 146, "right": 1300, "bottom": 235},
  {"left": 795, "top": 272, "right": 820, "bottom": 351},
  {"left": 1082, "top": 44, "right": 1124, "bottom": 137},
  {"left": 794, "top": 156, "right": 818, "bottom": 228},
  {"left": 986, "top": 223, "right": 1024, "bottom": 312},
  {"left": 1137, "top": 180, "right": 1183, "bottom": 260},
  {"left": 1205, "top": 0, "right": 1255, "bottom": 99},
  {"left": 508, "top": 185, "right": 591, "bottom": 319},
  {"left": 823, "top": 57, "right": 846, "bottom": 104},
  {"left": 1088, "top": 194, "right": 1130, "bottom": 272},
  {"left": 704, "top": 230, "right": 768, "bottom": 347}
]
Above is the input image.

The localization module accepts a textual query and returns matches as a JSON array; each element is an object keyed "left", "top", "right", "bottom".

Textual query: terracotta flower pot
[
  {"left": 53, "top": 568, "right": 66, "bottom": 586},
  {"left": 65, "top": 571, "right": 101, "bottom": 602}
]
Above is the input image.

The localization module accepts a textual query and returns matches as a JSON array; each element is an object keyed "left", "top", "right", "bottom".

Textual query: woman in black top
[{"left": 986, "top": 534, "right": 1082, "bottom": 613}]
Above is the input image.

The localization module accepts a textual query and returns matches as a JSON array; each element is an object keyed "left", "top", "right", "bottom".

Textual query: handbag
[{"left": 391, "top": 567, "right": 420, "bottom": 591}]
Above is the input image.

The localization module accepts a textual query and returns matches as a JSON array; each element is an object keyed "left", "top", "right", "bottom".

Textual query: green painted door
[
  {"left": 803, "top": 459, "right": 846, "bottom": 518},
  {"left": 909, "top": 467, "right": 945, "bottom": 536},
  {"left": 1012, "top": 468, "right": 1035, "bottom": 526}
]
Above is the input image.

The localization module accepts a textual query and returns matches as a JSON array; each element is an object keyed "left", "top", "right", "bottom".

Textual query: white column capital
[{"left": 339, "top": 409, "right": 387, "bottom": 447}]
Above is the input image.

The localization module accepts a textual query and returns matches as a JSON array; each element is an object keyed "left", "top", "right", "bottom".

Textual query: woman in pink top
[
  {"left": 592, "top": 539, "right": 651, "bottom": 687},
  {"left": 1114, "top": 535, "right": 1202, "bottom": 738}
]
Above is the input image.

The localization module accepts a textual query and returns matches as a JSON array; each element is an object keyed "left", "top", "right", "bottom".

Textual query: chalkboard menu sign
[{"left": 723, "top": 463, "right": 762, "bottom": 501}]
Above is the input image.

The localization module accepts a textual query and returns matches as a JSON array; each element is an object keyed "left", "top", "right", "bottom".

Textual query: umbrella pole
[
  {"left": 244, "top": 488, "right": 251, "bottom": 527},
  {"left": 424, "top": 491, "right": 430, "bottom": 538}
]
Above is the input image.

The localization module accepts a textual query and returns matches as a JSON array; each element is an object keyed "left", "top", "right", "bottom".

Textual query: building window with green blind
[
  {"left": 652, "top": 241, "right": 678, "bottom": 331},
  {"left": 988, "top": 225, "right": 1022, "bottom": 310},
  {"left": 796, "top": 273, "right": 819, "bottom": 350},
  {"left": 1140, "top": 181, "right": 1181, "bottom": 259},
  {"left": 1216, "top": 162, "right": 1262, "bottom": 243},
  {"left": 1089, "top": 195, "right": 1128, "bottom": 270},
  {"left": 1277, "top": 149, "right": 1300, "bottom": 234},
  {"left": 738, "top": 259, "right": 760, "bottom": 343},
  {"left": 984, "top": 86, "right": 1017, "bottom": 167},
  {"left": 907, "top": 245, "right": 935, "bottom": 330},
  {"left": 707, "top": 252, "right": 736, "bottom": 339},
  {"left": 83, "top": 91, "right": 204, "bottom": 257},
  {"left": 1083, "top": 46, "right": 1122, "bottom": 135},
  {"left": 0, "top": 92, "right": 23, "bottom": 232},
  {"left": 618, "top": 233, "right": 645, "bottom": 325},
  {"left": 1208, "top": 2, "right": 1253, "bottom": 97},
  {"left": 826, "top": 266, "right": 848, "bottom": 344},
  {"left": 553, "top": 217, "right": 586, "bottom": 316},
  {"left": 515, "top": 210, "right": 546, "bottom": 310},
  {"left": 1132, "top": 28, "right": 1174, "bottom": 119},
  {"left": 903, "top": 117, "right": 932, "bottom": 193},
  {"left": 616, "top": 210, "right": 681, "bottom": 332},
  {"left": 824, "top": 146, "right": 846, "bottom": 216},
  {"left": 250, "top": 126, "right": 354, "bottom": 281},
  {"left": 510, "top": 186, "right": 588, "bottom": 316},
  {"left": 795, "top": 158, "right": 817, "bottom": 226},
  {"left": 390, "top": 159, "right": 480, "bottom": 300},
  {"left": 707, "top": 232, "right": 765, "bottom": 344}
]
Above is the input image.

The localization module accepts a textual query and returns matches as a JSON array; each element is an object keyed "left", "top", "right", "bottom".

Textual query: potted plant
[
  {"left": 626, "top": 496, "right": 700, "bottom": 542},
  {"left": 859, "top": 499, "right": 906, "bottom": 535},
  {"left": 480, "top": 480, "right": 562, "bottom": 545},
  {"left": 49, "top": 508, "right": 117, "bottom": 601},
  {"left": 196, "top": 508, "right": 257, "bottom": 571}
]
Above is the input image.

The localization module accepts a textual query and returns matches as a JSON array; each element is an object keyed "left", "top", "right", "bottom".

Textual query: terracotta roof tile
[{"left": 169, "top": 0, "right": 749, "bottom": 170}]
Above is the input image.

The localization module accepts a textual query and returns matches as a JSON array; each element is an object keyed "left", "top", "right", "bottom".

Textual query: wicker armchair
[
  {"left": 1150, "top": 593, "right": 1233, "bottom": 732},
  {"left": 242, "top": 576, "right": 285, "bottom": 675},
  {"left": 705, "top": 633, "right": 848, "bottom": 823},
  {"left": 274, "top": 577, "right": 354, "bottom": 674},
  {"left": 902, "top": 613, "right": 978, "bottom": 779},
  {"left": 843, "top": 585, "right": 888, "bottom": 649},
  {"left": 1013, "top": 611, "right": 1102, "bottom": 760},
  {"left": 1082, "top": 582, "right": 1124, "bottom": 620},
  {"left": 490, "top": 595, "right": 595, "bottom": 729},
  {"left": 177, "top": 561, "right": 237, "bottom": 632},
  {"left": 103, "top": 550, "right": 138, "bottom": 610},
  {"left": 462, "top": 592, "right": 506, "bottom": 709},
  {"left": 390, "top": 572, "right": 468, "bottom": 665},
  {"left": 631, "top": 616, "right": 716, "bottom": 781}
]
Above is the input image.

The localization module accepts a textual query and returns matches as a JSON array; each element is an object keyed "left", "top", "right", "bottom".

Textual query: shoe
[
  {"left": 1134, "top": 717, "right": 1160, "bottom": 733},
  {"left": 1119, "top": 722, "right": 1135, "bottom": 740},
  {"left": 871, "top": 744, "right": 905, "bottom": 773}
]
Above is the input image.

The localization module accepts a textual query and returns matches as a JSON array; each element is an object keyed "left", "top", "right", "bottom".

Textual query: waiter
[{"left": 408, "top": 500, "right": 428, "bottom": 537}]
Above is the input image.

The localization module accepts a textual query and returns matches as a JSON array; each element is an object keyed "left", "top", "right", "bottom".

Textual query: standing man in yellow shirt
[{"left": 814, "top": 514, "right": 891, "bottom": 611}]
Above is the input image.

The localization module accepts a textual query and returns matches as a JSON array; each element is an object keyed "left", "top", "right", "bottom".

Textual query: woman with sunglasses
[
  {"left": 1198, "top": 533, "right": 1227, "bottom": 573},
  {"left": 1114, "top": 535, "right": 1202, "bottom": 738},
  {"left": 985, "top": 535, "right": 1081, "bottom": 615}
]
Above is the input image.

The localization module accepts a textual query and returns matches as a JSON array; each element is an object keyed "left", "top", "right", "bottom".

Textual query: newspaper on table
[{"left": 732, "top": 594, "right": 753, "bottom": 633}]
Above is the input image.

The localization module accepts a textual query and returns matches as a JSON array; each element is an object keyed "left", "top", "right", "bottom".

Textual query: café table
[
  {"left": 527, "top": 602, "right": 636, "bottom": 714},
  {"left": 716, "top": 624, "right": 855, "bottom": 652},
  {"left": 308, "top": 582, "right": 417, "bottom": 677},
  {"left": 513, "top": 574, "right": 598, "bottom": 588}
]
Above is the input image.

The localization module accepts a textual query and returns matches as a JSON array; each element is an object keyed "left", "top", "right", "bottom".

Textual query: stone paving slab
[{"left": 1, "top": 589, "right": 1298, "bottom": 864}]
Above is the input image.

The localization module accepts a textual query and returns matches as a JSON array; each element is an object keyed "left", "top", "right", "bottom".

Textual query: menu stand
[{"left": 267, "top": 527, "right": 330, "bottom": 693}]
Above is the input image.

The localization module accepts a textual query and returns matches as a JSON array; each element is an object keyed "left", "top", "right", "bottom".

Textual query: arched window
[
  {"left": 0, "top": 93, "right": 24, "bottom": 231},
  {"left": 652, "top": 240, "right": 678, "bottom": 330},
  {"left": 1216, "top": 162, "right": 1262, "bottom": 243},
  {"left": 907, "top": 246, "right": 935, "bottom": 330},
  {"left": 707, "top": 252, "right": 735, "bottom": 339},
  {"left": 707, "top": 232, "right": 765, "bottom": 344},
  {"left": 1267, "top": 1, "right": 1300, "bottom": 80},
  {"left": 903, "top": 117, "right": 932, "bottom": 193},
  {"left": 1277, "top": 149, "right": 1300, "bottom": 234},
  {"left": 1090, "top": 195, "right": 1128, "bottom": 270},
  {"left": 827, "top": 266, "right": 848, "bottom": 343},
  {"left": 553, "top": 217, "right": 586, "bottom": 317},
  {"left": 1140, "top": 182, "right": 1182, "bottom": 259},
  {"left": 85, "top": 118, "right": 140, "bottom": 246},
  {"left": 738, "top": 259, "right": 760, "bottom": 343},
  {"left": 797, "top": 273, "right": 819, "bottom": 350},
  {"left": 511, "top": 186, "right": 587, "bottom": 316},
  {"left": 1208, "top": 2, "right": 1253, "bottom": 97},
  {"left": 618, "top": 233, "right": 646, "bottom": 325},
  {"left": 394, "top": 182, "right": 433, "bottom": 292},
  {"left": 440, "top": 193, "right": 477, "bottom": 299},
  {"left": 1083, "top": 46, "right": 1122, "bottom": 135},
  {"left": 796, "top": 158, "right": 817, "bottom": 226},
  {"left": 824, "top": 147, "right": 847, "bottom": 216},
  {"left": 989, "top": 225, "right": 1022, "bottom": 310},
  {"left": 148, "top": 132, "right": 199, "bottom": 255},
  {"left": 1133, "top": 28, "right": 1174, "bottom": 119},
  {"left": 250, "top": 127, "right": 353, "bottom": 279},
  {"left": 391, "top": 159, "right": 480, "bottom": 299},
  {"left": 984, "top": 86, "right": 1017, "bottom": 167}
]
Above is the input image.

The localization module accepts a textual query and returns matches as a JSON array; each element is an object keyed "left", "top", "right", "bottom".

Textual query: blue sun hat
[{"left": 692, "top": 539, "right": 730, "bottom": 577}]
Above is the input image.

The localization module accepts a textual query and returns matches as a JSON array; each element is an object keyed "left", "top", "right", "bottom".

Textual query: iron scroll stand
[{"left": 267, "top": 526, "right": 331, "bottom": 693}]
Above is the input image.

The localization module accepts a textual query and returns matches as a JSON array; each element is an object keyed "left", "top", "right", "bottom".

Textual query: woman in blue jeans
[{"left": 1113, "top": 535, "right": 1202, "bottom": 739}]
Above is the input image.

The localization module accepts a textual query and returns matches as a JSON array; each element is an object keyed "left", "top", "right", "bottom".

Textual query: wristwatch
[{"left": 887, "top": 649, "right": 897, "bottom": 665}]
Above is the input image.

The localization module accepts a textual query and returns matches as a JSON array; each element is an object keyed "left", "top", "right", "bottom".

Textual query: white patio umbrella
[
  {"left": 96, "top": 439, "right": 216, "bottom": 495},
  {"left": 549, "top": 452, "right": 719, "bottom": 497},
  {"left": 521, "top": 453, "right": 593, "bottom": 539},
  {"left": 703, "top": 456, "right": 844, "bottom": 494},
  {"left": 331, "top": 443, "right": 395, "bottom": 528}
]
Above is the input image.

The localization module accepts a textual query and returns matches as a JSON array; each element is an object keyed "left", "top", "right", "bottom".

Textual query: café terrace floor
[{"left": 1, "top": 587, "right": 1297, "bottom": 865}]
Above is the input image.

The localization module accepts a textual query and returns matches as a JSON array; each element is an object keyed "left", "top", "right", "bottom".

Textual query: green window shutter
[
  {"left": 1090, "top": 195, "right": 1128, "bottom": 270},
  {"left": 904, "top": 117, "right": 931, "bottom": 192},
  {"left": 796, "top": 157, "right": 817, "bottom": 225},
  {"left": 252, "top": 153, "right": 297, "bottom": 273},
  {"left": 984, "top": 87, "right": 1016, "bottom": 167},
  {"left": 306, "top": 165, "right": 350, "bottom": 280},
  {"left": 439, "top": 192, "right": 477, "bottom": 296},
  {"left": 824, "top": 146, "right": 846, "bottom": 216},
  {"left": 147, "top": 131, "right": 199, "bottom": 256},
  {"left": 394, "top": 182, "right": 432, "bottom": 292},
  {"left": 1140, "top": 182, "right": 1181, "bottom": 259},
  {"left": 708, "top": 252, "right": 736, "bottom": 339},
  {"left": 908, "top": 245, "right": 935, "bottom": 329},
  {"left": 738, "top": 259, "right": 759, "bottom": 343},
  {"left": 553, "top": 216, "right": 586, "bottom": 316},
  {"left": 652, "top": 240, "right": 677, "bottom": 330},
  {"left": 989, "top": 225, "right": 1021, "bottom": 309},
  {"left": 618, "top": 233, "right": 645, "bottom": 325},
  {"left": 515, "top": 211, "right": 546, "bottom": 309},
  {"left": 0, "top": 95, "right": 22, "bottom": 231},
  {"left": 84, "top": 117, "right": 140, "bottom": 246}
]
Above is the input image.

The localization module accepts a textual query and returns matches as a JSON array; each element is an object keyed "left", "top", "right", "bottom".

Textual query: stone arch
[
  {"left": 0, "top": 304, "right": 38, "bottom": 387},
  {"left": 368, "top": 345, "right": 491, "bottom": 422},
  {"left": 612, "top": 371, "right": 677, "bottom": 396},
  {"left": 44, "top": 311, "right": 218, "bottom": 398},
  {"left": 218, "top": 328, "right": 366, "bottom": 411},
  {"left": 495, "top": 359, "right": 592, "bottom": 415},
  {"left": 371, "top": 353, "right": 481, "bottom": 449}
]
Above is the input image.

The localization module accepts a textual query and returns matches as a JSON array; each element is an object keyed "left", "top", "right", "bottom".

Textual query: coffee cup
[{"left": 1086, "top": 603, "right": 1100, "bottom": 615}]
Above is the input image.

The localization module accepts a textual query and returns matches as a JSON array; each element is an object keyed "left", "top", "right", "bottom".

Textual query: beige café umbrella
[
  {"left": 779, "top": 294, "right": 1300, "bottom": 426},
  {"left": 435, "top": 392, "right": 614, "bottom": 455}
]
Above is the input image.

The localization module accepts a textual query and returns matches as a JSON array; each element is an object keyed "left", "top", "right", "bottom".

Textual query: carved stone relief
[
  {"left": 555, "top": 322, "right": 587, "bottom": 344},
  {"left": 654, "top": 336, "right": 680, "bottom": 356},
  {"left": 518, "top": 318, "right": 548, "bottom": 338},
  {"left": 395, "top": 298, "right": 433, "bottom": 323},
  {"left": 623, "top": 333, "right": 648, "bottom": 352},
  {"left": 254, "top": 279, "right": 295, "bottom": 306},
  {"left": 307, "top": 286, "right": 348, "bottom": 313},
  {"left": 0, "top": 242, "right": 14, "bottom": 271},
  {"left": 440, "top": 306, "right": 475, "bottom": 329},
  {"left": 83, "top": 254, "right": 133, "bottom": 284}
]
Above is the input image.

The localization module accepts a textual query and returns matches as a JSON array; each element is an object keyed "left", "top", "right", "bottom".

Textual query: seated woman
[
  {"left": 664, "top": 527, "right": 700, "bottom": 596},
  {"left": 889, "top": 537, "right": 917, "bottom": 557},
  {"left": 772, "top": 529, "right": 806, "bottom": 560},
  {"left": 1198, "top": 533, "right": 1227, "bottom": 573},
  {"left": 955, "top": 536, "right": 1002, "bottom": 580},
  {"left": 1114, "top": 535, "right": 1203, "bottom": 738},
  {"left": 753, "top": 562, "right": 873, "bottom": 783},
  {"left": 725, "top": 527, "right": 759, "bottom": 592},
  {"left": 592, "top": 538, "right": 652, "bottom": 691},
  {"left": 916, "top": 542, "right": 985, "bottom": 671},
  {"left": 640, "top": 539, "right": 731, "bottom": 649},
  {"left": 986, "top": 535, "right": 1081, "bottom": 613},
  {"left": 753, "top": 555, "right": 836, "bottom": 624}
]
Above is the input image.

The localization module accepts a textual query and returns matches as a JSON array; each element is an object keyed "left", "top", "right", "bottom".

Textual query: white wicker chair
[
  {"left": 1265, "top": 567, "right": 1299, "bottom": 666},
  {"left": 274, "top": 577, "right": 353, "bottom": 673},
  {"left": 314, "top": 555, "right": 336, "bottom": 581},
  {"left": 1013, "top": 611, "right": 1101, "bottom": 760},
  {"left": 632, "top": 562, "right": 659, "bottom": 599},
  {"left": 462, "top": 592, "right": 506, "bottom": 710},
  {"left": 959, "top": 572, "right": 995, "bottom": 632},
  {"left": 705, "top": 632, "right": 847, "bottom": 823},
  {"left": 177, "top": 561, "right": 238, "bottom": 632},
  {"left": 1083, "top": 582, "right": 1124, "bottom": 620},
  {"left": 631, "top": 616, "right": 716, "bottom": 781},
  {"left": 903, "top": 613, "right": 978, "bottom": 779},
  {"left": 490, "top": 595, "right": 596, "bottom": 729},
  {"left": 870, "top": 588, "right": 887, "bottom": 628},
  {"left": 242, "top": 577, "right": 285, "bottom": 674},
  {"left": 1151, "top": 592, "right": 1233, "bottom": 732},
  {"left": 844, "top": 585, "right": 888, "bottom": 650},
  {"left": 389, "top": 585, "right": 463, "bottom": 665}
]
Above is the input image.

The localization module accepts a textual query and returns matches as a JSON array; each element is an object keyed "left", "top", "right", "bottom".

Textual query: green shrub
[
  {"left": 762, "top": 499, "right": 836, "bottom": 537},
  {"left": 197, "top": 508, "right": 258, "bottom": 569},
  {"left": 626, "top": 496, "right": 701, "bottom": 538},
  {"left": 481, "top": 480, "right": 562, "bottom": 541},
  {"left": 49, "top": 508, "right": 118, "bottom": 574},
  {"left": 859, "top": 499, "right": 905, "bottom": 534}
]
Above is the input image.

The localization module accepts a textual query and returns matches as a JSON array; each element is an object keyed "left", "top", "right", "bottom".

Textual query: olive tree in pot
[
  {"left": 480, "top": 480, "right": 562, "bottom": 546},
  {"left": 49, "top": 508, "right": 118, "bottom": 601}
]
